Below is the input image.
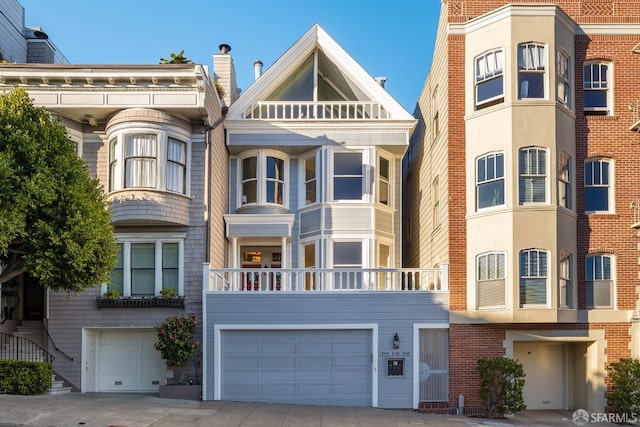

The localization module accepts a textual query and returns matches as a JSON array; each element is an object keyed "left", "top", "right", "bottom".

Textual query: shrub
[
  {"left": 477, "top": 356, "right": 526, "bottom": 418},
  {"left": 0, "top": 360, "right": 53, "bottom": 395},
  {"left": 607, "top": 358, "right": 640, "bottom": 419},
  {"left": 155, "top": 314, "right": 199, "bottom": 384}
]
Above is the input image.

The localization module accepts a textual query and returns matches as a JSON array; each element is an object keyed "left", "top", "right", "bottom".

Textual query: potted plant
[{"left": 155, "top": 314, "right": 201, "bottom": 400}]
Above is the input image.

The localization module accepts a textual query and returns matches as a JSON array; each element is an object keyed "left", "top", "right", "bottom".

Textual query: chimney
[
  {"left": 254, "top": 60, "right": 263, "bottom": 81},
  {"left": 213, "top": 43, "right": 238, "bottom": 107},
  {"left": 374, "top": 76, "right": 387, "bottom": 89}
]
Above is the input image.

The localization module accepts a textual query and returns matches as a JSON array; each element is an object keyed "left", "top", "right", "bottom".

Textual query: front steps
[{"left": 47, "top": 374, "right": 72, "bottom": 395}]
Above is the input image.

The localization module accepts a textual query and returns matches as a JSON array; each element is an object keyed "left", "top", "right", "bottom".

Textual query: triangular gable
[{"left": 226, "top": 24, "right": 414, "bottom": 121}]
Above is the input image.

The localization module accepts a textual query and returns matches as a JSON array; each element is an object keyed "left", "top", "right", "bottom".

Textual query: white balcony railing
[
  {"left": 203, "top": 266, "right": 448, "bottom": 293},
  {"left": 241, "top": 101, "right": 391, "bottom": 120}
]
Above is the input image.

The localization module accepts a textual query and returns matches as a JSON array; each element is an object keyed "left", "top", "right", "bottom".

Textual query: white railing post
[
  {"left": 440, "top": 263, "right": 449, "bottom": 291},
  {"left": 202, "top": 263, "right": 210, "bottom": 291}
]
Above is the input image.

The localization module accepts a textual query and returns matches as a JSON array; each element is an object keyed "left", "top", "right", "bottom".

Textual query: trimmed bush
[
  {"left": 477, "top": 356, "right": 526, "bottom": 418},
  {"left": 607, "top": 358, "right": 640, "bottom": 419},
  {"left": 0, "top": 360, "right": 53, "bottom": 395}
]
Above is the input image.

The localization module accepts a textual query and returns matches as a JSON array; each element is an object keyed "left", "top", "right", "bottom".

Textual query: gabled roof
[{"left": 226, "top": 24, "right": 414, "bottom": 121}]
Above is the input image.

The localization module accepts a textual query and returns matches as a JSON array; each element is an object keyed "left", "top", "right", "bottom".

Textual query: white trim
[
  {"left": 213, "top": 323, "right": 379, "bottom": 407},
  {"left": 412, "top": 323, "right": 449, "bottom": 410}
]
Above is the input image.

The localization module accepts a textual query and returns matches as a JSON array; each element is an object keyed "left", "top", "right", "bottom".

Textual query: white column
[
  {"left": 231, "top": 237, "right": 238, "bottom": 268},
  {"left": 123, "top": 242, "right": 131, "bottom": 296}
]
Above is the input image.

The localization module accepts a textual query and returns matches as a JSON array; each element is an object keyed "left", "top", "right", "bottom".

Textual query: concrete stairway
[
  {"left": 13, "top": 321, "right": 44, "bottom": 348},
  {"left": 47, "top": 374, "right": 72, "bottom": 395}
]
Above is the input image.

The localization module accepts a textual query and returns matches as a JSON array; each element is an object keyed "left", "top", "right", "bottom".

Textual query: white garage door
[
  {"left": 222, "top": 329, "right": 372, "bottom": 406},
  {"left": 98, "top": 330, "right": 166, "bottom": 392}
]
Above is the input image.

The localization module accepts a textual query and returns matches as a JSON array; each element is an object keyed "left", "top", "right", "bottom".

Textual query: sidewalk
[{"left": 0, "top": 393, "right": 618, "bottom": 427}]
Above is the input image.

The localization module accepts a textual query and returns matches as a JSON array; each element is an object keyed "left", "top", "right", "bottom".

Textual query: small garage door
[
  {"left": 98, "top": 330, "right": 166, "bottom": 392},
  {"left": 222, "top": 329, "right": 372, "bottom": 406}
]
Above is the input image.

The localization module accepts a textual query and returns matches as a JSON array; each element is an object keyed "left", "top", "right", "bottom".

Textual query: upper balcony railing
[
  {"left": 241, "top": 101, "right": 391, "bottom": 121},
  {"left": 203, "top": 266, "right": 448, "bottom": 293}
]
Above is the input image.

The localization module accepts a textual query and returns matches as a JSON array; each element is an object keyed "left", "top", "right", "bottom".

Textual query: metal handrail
[
  {"left": 0, "top": 331, "right": 55, "bottom": 363},
  {"left": 42, "top": 323, "right": 74, "bottom": 362}
]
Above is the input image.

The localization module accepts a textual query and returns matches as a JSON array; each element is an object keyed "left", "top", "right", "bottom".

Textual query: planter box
[
  {"left": 96, "top": 297, "right": 185, "bottom": 308},
  {"left": 158, "top": 384, "right": 202, "bottom": 400}
]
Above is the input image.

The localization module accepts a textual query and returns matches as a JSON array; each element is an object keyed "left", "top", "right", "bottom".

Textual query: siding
[{"left": 204, "top": 292, "right": 450, "bottom": 408}]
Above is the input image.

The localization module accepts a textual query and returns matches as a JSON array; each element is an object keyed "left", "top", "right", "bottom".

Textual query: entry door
[
  {"left": 23, "top": 274, "right": 44, "bottom": 320},
  {"left": 418, "top": 329, "right": 449, "bottom": 402}
]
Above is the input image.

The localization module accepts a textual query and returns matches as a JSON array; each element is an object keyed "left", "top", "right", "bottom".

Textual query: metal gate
[{"left": 419, "top": 328, "right": 448, "bottom": 401}]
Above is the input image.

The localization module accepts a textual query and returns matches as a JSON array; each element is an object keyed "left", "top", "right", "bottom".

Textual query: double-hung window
[
  {"left": 519, "top": 147, "right": 547, "bottom": 204},
  {"left": 559, "top": 250, "right": 573, "bottom": 309},
  {"left": 166, "top": 137, "right": 186, "bottom": 193},
  {"left": 125, "top": 134, "right": 157, "bottom": 188},
  {"left": 558, "top": 152, "right": 572, "bottom": 209},
  {"left": 333, "top": 152, "right": 363, "bottom": 200},
  {"left": 303, "top": 154, "right": 317, "bottom": 205},
  {"left": 557, "top": 50, "right": 570, "bottom": 107},
  {"left": 109, "top": 138, "right": 118, "bottom": 192},
  {"left": 477, "top": 252, "right": 506, "bottom": 309},
  {"left": 519, "top": 249, "right": 548, "bottom": 306},
  {"left": 586, "top": 254, "right": 614, "bottom": 308},
  {"left": 584, "top": 159, "right": 613, "bottom": 213},
  {"left": 108, "top": 236, "right": 183, "bottom": 297},
  {"left": 476, "top": 153, "right": 505, "bottom": 210},
  {"left": 518, "top": 43, "right": 546, "bottom": 99},
  {"left": 475, "top": 48, "right": 504, "bottom": 108},
  {"left": 379, "top": 156, "right": 390, "bottom": 206},
  {"left": 240, "top": 151, "right": 287, "bottom": 206},
  {"left": 584, "top": 62, "right": 611, "bottom": 115}
]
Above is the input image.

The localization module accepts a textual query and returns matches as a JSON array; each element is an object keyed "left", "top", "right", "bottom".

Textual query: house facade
[
  {"left": 405, "top": 0, "right": 640, "bottom": 414},
  {"left": 0, "top": 62, "right": 226, "bottom": 392},
  {"left": 202, "top": 25, "right": 450, "bottom": 408}
]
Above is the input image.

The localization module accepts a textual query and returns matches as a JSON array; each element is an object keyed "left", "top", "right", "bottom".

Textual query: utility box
[{"left": 387, "top": 358, "right": 404, "bottom": 377}]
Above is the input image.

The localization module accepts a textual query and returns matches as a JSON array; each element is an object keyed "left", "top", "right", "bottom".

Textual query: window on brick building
[
  {"left": 519, "top": 147, "right": 547, "bottom": 204},
  {"left": 519, "top": 248, "right": 548, "bottom": 307},
  {"left": 584, "top": 158, "right": 613, "bottom": 213},
  {"left": 586, "top": 254, "right": 614, "bottom": 309},
  {"left": 559, "top": 250, "right": 573, "bottom": 309},
  {"left": 584, "top": 62, "right": 612, "bottom": 115},
  {"left": 477, "top": 252, "right": 506, "bottom": 309},
  {"left": 107, "top": 235, "right": 184, "bottom": 297},
  {"left": 475, "top": 48, "right": 504, "bottom": 108},
  {"left": 558, "top": 151, "right": 572, "bottom": 209},
  {"left": 476, "top": 152, "right": 505, "bottom": 210},
  {"left": 557, "top": 50, "right": 571, "bottom": 107},
  {"left": 518, "top": 42, "right": 546, "bottom": 99}
]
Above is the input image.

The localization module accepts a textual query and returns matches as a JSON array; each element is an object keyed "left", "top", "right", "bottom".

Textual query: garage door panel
[
  {"left": 221, "top": 329, "right": 372, "bottom": 406},
  {"left": 298, "top": 356, "right": 333, "bottom": 368}
]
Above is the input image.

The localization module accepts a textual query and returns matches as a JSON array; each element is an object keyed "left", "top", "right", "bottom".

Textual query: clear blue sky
[{"left": 18, "top": 0, "right": 441, "bottom": 112}]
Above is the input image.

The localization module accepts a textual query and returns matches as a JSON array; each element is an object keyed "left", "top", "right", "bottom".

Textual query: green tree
[
  {"left": 607, "top": 358, "right": 640, "bottom": 419},
  {"left": 0, "top": 87, "right": 117, "bottom": 293},
  {"left": 159, "top": 50, "right": 193, "bottom": 64},
  {"left": 477, "top": 356, "right": 526, "bottom": 418}
]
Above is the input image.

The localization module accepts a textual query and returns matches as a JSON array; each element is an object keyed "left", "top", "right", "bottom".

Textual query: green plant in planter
[
  {"left": 160, "top": 288, "right": 177, "bottom": 298},
  {"left": 102, "top": 289, "right": 120, "bottom": 300},
  {"left": 155, "top": 314, "right": 199, "bottom": 385},
  {"left": 607, "top": 357, "right": 640, "bottom": 419}
]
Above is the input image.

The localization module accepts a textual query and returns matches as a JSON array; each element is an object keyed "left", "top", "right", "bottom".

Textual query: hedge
[{"left": 0, "top": 360, "right": 53, "bottom": 395}]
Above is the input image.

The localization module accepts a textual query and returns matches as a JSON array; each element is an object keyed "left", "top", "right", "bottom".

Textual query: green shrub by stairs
[{"left": 0, "top": 360, "right": 53, "bottom": 395}]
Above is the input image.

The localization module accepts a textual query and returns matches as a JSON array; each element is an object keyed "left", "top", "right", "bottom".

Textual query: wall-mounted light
[{"left": 393, "top": 333, "right": 400, "bottom": 349}]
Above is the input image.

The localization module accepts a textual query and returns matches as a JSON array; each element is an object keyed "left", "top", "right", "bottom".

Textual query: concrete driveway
[{"left": 0, "top": 393, "right": 620, "bottom": 427}]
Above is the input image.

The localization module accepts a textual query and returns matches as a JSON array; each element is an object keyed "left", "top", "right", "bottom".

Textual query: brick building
[{"left": 405, "top": 0, "right": 640, "bottom": 414}]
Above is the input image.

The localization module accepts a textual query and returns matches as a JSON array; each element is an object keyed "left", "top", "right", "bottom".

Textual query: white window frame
[
  {"left": 103, "top": 233, "right": 185, "bottom": 297},
  {"left": 556, "top": 49, "right": 571, "bottom": 108},
  {"left": 518, "top": 147, "right": 548, "bottom": 205},
  {"left": 378, "top": 155, "right": 392, "bottom": 206},
  {"left": 475, "top": 48, "right": 504, "bottom": 108},
  {"left": 476, "top": 152, "right": 505, "bottom": 210},
  {"left": 238, "top": 149, "right": 288, "bottom": 208},
  {"left": 584, "top": 61, "right": 612, "bottom": 115},
  {"left": 558, "top": 151, "right": 572, "bottom": 210},
  {"left": 332, "top": 150, "right": 365, "bottom": 202},
  {"left": 518, "top": 42, "right": 546, "bottom": 99},
  {"left": 519, "top": 248, "right": 549, "bottom": 308},
  {"left": 586, "top": 253, "right": 615, "bottom": 309},
  {"left": 300, "top": 152, "right": 318, "bottom": 206},
  {"left": 432, "top": 176, "right": 440, "bottom": 229},
  {"left": 559, "top": 250, "right": 573, "bottom": 309},
  {"left": 107, "top": 128, "right": 191, "bottom": 196},
  {"left": 476, "top": 252, "right": 507, "bottom": 310},
  {"left": 584, "top": 158, "right": 614, "bottom": 214}
]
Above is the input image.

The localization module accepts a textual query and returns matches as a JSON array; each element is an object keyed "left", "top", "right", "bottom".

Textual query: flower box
[{"left": 96, "top": 297, "right": 185, "bottom": 308}]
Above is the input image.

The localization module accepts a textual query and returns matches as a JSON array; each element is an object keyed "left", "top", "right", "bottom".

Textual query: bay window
[
  {"left": 519, "top": 249, "right": 548, "bottom": 307},
  {"left": 239, "top": 150, "right": 287, "bottom": 206},
  {"left": 519, "top": 147, "right": 547, "bottom": 204},
  {"left": 333, "top": 152, "right": 363, "bottom": 200},
  {"left": 475, "top": 48, "right": 504, "bottom": 108},
  {"left": 379, "top": 156, "right": 390, "bottom": 206},
  {"left": 518, "top": 42, "right": 546, "bottom": 99},
  {"left": 125, "top": 134, "right": 157, "bottom": 188},
  {"left": 303, "top": 154, "right": 317, "bottom": 205},
  {"left": 476, "top": 152, "right": 504, "bottom": 210},
  {"left": 477, "top": 252, "right": 506, "bottom": 309},
  {"left": 557, "top": 50, "right": 570, "bottom": 107}
]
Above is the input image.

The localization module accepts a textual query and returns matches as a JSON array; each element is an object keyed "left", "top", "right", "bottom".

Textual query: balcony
[
  {"left": 203, "top": 266, "right": 448, "bottom": 293},
  {"left": 241, "top": 101, "right": 390, "bottom": 120}
]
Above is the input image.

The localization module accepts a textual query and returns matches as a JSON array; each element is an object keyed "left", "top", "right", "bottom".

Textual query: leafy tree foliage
[
  {"left": 607, "top": 358, "right": 640, "bottom": 418},
  {"left": 159, "top": 50, "right": 193, "bottom": 64},
  {"left": 477, "top": 356, "right": 526, "bottom": 418},
  {"left": 0, "top": 88, "right": 117, "bottom": 293},
  {"left": 155, "top": 314, "right": 199, "bottom": 384}
]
